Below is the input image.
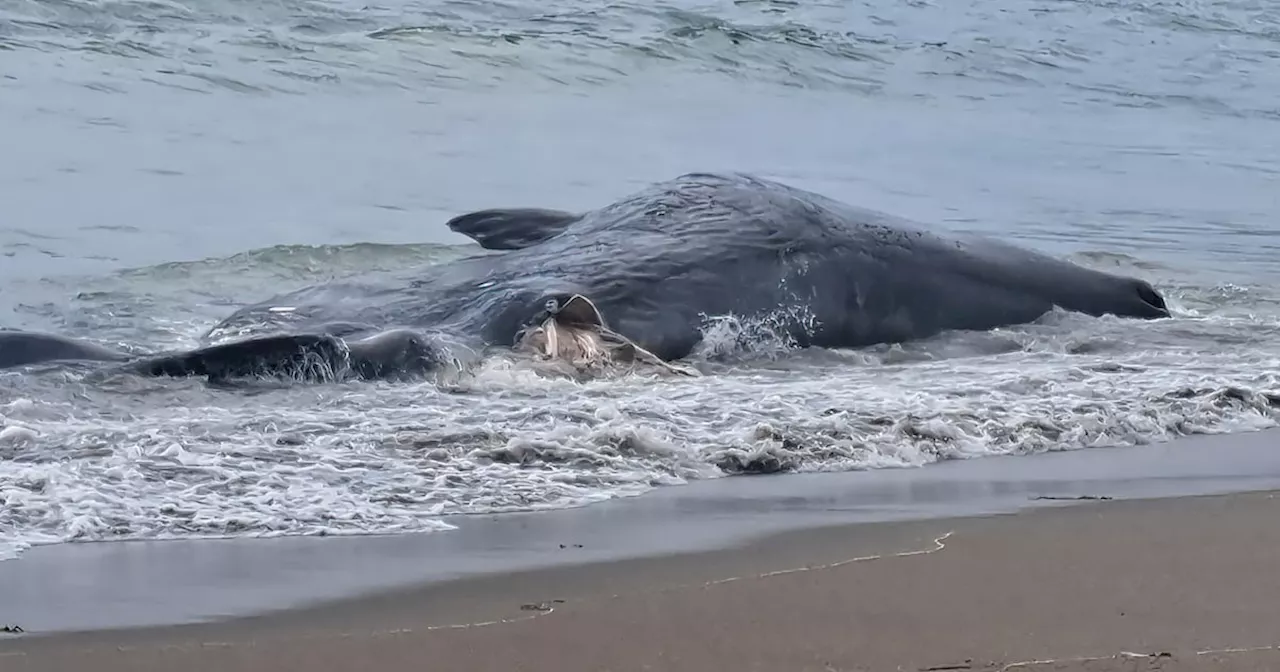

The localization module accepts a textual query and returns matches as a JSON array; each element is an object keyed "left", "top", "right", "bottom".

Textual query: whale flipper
[
  {"left": 0, "top": 330, "right": 131, "bottom": 369},
  {"left": 446, "top": 208, "right": 579, "bottom": 250}
]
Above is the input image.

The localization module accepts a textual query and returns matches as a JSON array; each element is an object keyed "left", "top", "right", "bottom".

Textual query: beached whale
[{"left": 0, "top": 172, "right": 1169, "bottom": 380}]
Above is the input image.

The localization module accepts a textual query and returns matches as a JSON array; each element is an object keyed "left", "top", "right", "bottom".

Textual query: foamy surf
[{"left": 2, "top": 300, "right": 1278, "bottom": 560}]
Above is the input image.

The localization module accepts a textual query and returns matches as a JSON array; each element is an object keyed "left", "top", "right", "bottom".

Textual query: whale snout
[{"left": 1131, "top": 279, "right": 1170, "bottom": 318}]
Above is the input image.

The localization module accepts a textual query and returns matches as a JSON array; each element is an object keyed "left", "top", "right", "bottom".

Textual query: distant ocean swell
[{"left": 0, "top": 0, "right": 1276, "bottom": 116}]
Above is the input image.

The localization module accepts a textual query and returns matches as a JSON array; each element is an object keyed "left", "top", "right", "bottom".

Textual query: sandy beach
[{"left": 4, "top": 483, "right": 1280, "bottom": 672}]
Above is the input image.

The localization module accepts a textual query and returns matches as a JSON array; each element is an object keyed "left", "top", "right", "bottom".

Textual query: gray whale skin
[{"left": 0, "top": 173, "right": 1169, "bottom": 380}]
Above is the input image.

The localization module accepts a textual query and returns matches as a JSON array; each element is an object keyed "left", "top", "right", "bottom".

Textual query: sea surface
[{"left": 1, "top": 0, "right": 1279, "bottom": 560}]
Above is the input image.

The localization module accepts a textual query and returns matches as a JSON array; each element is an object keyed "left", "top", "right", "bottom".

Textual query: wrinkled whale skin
[{"left": 0, "top": 173, "right": 1169, "bottom": 378}]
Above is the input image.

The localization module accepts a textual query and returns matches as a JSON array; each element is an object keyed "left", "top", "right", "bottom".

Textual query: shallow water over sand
[{"left": 4, "top": 431, "right": 1280, "bottom": 633}]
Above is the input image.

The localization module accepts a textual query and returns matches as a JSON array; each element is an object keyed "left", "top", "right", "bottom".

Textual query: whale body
[{"left": 0, "top": 173, "right": 1169, "bottom": 380}]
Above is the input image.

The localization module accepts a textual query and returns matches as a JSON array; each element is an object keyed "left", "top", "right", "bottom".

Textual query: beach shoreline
[
  {"left": 5, "top": 488, "right": 1280, "bottom": 671},
  {"left": 5, "top": 429, "right": 1280, "bottom": 670},
  {"left": 4, "top": 427, "right": 1280, "bottom": 636}
]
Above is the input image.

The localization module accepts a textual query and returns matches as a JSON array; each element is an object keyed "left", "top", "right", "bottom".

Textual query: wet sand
[
  {"left": 5, "top": 431, "right": 1280, "bottom": 670},
  {"left": 5, "top": 490, "right": 1280, "bottom": 671}
]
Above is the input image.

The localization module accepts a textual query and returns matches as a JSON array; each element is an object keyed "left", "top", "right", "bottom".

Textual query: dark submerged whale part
[
  {"left": 0, "top": 330, "right": 131, "bottom": 369},
  {"left": 126, "top": 329, "right": 468, "bottom": 382},
  {"left": 2, "top": 173, "right": 1170, "bottom": 380},
  {"left": 127, "top": 334, "right": 350, "bottom": 381},
  {"left": 446, "top": 208, "right": 579, "bottom": 251}
]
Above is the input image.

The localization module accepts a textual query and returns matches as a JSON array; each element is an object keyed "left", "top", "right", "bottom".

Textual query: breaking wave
[{"left": 3, "top": 261, "right": 1280, "bottom": 559}]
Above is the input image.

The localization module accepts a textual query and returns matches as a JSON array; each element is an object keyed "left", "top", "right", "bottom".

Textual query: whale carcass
[{"left": 0, "top": 172, "right": 1169, "bottom": 380}]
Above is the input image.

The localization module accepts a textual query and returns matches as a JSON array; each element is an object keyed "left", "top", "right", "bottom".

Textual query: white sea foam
[{"left": 1, "top": 305, "right": 1278, "bottom": 560}]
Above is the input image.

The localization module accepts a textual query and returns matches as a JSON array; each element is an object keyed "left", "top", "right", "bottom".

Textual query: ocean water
[{"left": 2, "top": 0, "right": 1279, "bottom": 559}]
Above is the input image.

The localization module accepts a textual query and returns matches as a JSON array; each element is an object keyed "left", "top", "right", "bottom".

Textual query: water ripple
[{"left": 1, "top": 0, "right": 1276, "bottom": 113}]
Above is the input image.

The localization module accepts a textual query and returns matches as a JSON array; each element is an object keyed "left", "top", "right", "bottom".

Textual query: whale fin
[
  {"left": 128, "top": 334, "right": 351, "bottom": 382},
  {"left": 446, "top": 208, "right": 579, "bottom": 250},
  {"left": 0, "top": 330, "right": 131, "bottom": 369}
]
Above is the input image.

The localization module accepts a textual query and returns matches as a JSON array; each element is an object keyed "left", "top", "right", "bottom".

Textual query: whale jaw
[{"left": 513, "top": 294, "right": 699, "bottom": 379}]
